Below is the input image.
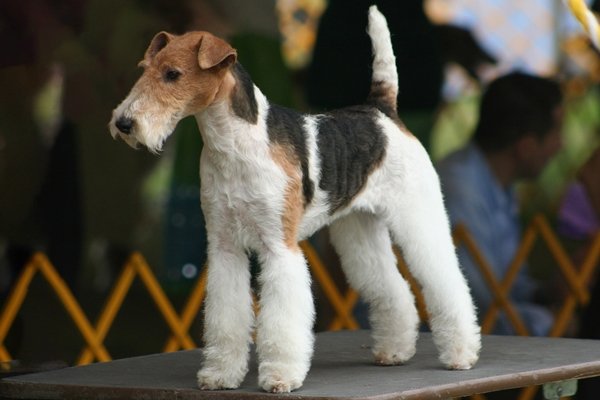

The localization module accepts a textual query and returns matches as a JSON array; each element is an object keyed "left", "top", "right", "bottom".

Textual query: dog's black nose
[{"left": 115, "top": 117, "right": 134, "bottom": 134}]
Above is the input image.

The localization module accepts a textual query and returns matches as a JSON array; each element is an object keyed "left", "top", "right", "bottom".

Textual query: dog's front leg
[
  {"left": 197, "top": 239, "right": 254, "bottom": 390},
  {"left": 256, "top": 247, "right": 315, "bottom": 393}
]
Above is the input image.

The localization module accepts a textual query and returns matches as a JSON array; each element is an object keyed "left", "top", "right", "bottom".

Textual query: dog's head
[{"left": 109, "top": 31, "right": 237, "bottom": 153}]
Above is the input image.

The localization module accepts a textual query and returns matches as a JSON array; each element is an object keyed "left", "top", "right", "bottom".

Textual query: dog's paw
[
  {"left": 197, "top": 367, "right": 244, "bottom": 390},
  {"left": 371, "top": 330, "right": 417, "bottom": 366},
  {"left": 259, "top": 375, "right": 302, "bottom": 393},
  {"left": 261, "top": 377, "right": 296, "bottom": 393},
  {"left": 258, "top": 362, "right": 304, "bottom": 393},
  {"left": 430, "top": 315, "right": 481, "bottom": 371},
  {"left": 438, "top": 334, "right": 481, "bottom": 370},
  {"left": 440, "top": 346, "right": 480, "bottom": 370},
  {"left": 373, "top": 347, "right": 415, "bottom": 366}
]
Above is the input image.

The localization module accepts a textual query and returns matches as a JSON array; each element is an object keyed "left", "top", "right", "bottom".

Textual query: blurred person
[{"left": 437, "top": 72, "right": 564, "bottom": 336}]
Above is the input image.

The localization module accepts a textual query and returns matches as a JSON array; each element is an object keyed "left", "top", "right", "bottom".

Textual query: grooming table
[{"left": 1, "top": 330, "right": 600, "bottom": 399}]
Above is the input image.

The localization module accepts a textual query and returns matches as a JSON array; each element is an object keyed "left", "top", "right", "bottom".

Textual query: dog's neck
[{"left": 194, "top": 63, "right": 269, "bottom": 165}]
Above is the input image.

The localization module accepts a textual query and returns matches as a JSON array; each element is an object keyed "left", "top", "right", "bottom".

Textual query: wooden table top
[{"left": 2, "top": 330, "right": 600, "bottom": 399}]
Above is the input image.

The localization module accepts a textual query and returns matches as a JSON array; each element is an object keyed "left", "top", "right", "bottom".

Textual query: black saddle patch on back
[
  {"left": 317, "top": 106, "right": 387, "bottom": 213},
  {"left": 266, "top": 104, "right": 314, "bottom": 206}
]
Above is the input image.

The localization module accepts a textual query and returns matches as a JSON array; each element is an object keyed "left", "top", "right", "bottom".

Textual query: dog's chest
[{"left": 200, "top": 149, "right": 288, "bottom": 246}]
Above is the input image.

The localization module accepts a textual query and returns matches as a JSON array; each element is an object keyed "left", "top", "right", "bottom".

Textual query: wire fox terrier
[{"left": 110, "top": 6, "right": 481, "bottom": 393}]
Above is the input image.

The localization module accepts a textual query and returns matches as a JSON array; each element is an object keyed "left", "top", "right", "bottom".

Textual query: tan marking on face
[
  {"left": 270, "top": 144, "right": 303, "bottom": 252},
  {"left": 134, "top": 31, "right": 235, "bottom": 117}
]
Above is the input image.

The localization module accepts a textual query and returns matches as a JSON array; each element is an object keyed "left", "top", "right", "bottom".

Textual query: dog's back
[{"left": 268, "top": 6, "right": 407, "bottom": 226}]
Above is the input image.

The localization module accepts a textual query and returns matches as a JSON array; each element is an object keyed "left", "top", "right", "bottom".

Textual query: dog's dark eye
[{"left": 164, "top": 69, "right": 181, "bottom": 82}]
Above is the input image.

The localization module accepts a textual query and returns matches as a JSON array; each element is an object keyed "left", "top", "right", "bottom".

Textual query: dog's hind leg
[
  {"left": 329, "top": 211, "right": 419, "bottom": 365},
  {"left": 255, "top": 247, "right": 315, "bottom": 393},
  {"left": 384, "top": 163, "right": 481, "bottom": 370},
  {"left": 197, "top": 244, "right": 254, "bottom": 390}
]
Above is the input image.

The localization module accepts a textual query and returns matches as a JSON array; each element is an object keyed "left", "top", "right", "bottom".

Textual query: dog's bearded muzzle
[
  {"left": 109, "top": 108, "right": 176, "bottom": 153},
  {"left": 109, "top": 112, "right": 142, "bottom": 150},
  {"left": 109, "top": 85, "right": 181, "bottom": 153}
]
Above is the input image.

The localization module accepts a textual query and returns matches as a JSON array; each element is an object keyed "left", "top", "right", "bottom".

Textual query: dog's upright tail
[{"left": 366, "top": 5, "right": 398, "bottom": 118}]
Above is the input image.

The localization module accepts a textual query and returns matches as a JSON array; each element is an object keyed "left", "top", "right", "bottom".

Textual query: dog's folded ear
[
  {"left": 197, "top": 33, "right": 237, "bottom": 70},
  {"left": 140, "top": 31, "right": 175, "bottom": 67}
]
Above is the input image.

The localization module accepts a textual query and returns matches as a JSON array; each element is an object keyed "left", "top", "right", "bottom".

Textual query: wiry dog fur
[{"left": 110, "top": 6, "right": 481, "bottom": 393}]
